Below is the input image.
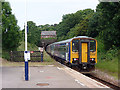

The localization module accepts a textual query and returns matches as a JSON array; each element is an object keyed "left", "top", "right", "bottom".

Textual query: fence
[{"left": 10, "top": 51, "right": 43, "bottom": 62}]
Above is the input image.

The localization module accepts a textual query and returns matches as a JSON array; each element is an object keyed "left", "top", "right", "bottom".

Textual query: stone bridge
[{"left": 38, "top": 39, "right": 57, "bottom": 48}]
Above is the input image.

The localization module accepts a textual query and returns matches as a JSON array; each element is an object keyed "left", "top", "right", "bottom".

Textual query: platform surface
[
  {"left": 1, "top": 66, "right": 87, "bottom": 88},
  {"left": 0, "top": 63, "right": 110, "bottom": 89}
]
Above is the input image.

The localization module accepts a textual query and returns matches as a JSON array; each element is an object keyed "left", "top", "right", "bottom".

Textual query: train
[{"left": 46, "top": 36, "right": 97, "bottom": 72}]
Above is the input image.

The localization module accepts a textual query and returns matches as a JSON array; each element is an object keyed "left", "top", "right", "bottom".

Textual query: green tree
[
  {"left": 87, "top": 12, "right": 101, "bottom": 37},
  {"left": 27, "top": 21, "right": 41, "bottom": 46},
  {"left": 96, "top": 2, "right": 120, "bottom": 50},
  {"left": 66, "top": 9, "right": 94, "bottom": 39},
  {"left": 56, "top": 13, "right": 78, "bottom": 39},
  {"left": 38, "top": 24, "right": 56, "bottom": 31},
  {"left": 2, "top": 1, "right": 21, "bottom": 51}
]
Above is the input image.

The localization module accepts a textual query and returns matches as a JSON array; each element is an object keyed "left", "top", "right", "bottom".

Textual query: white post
[
  {"left": 24, "top": 0, "right": 28, "bottom": 81},
  {"left": 25, "top": 0, "right": 27, "bottom": 51}
]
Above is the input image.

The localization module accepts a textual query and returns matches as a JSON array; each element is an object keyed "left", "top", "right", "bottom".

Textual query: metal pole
[
  {"left": 25, "top": 0, "right": 28, "bottom": 81},
  {"left": 41, "top": 52, "right": 43, "bottom": 62}
]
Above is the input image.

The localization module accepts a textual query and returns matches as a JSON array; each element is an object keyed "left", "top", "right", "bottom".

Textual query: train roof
[{"left": 51, "top": 36, "right": 94, "bottom": 45}]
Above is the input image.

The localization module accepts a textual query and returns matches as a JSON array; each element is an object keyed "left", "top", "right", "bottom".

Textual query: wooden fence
[{"left": 10, "top": 51, "right": 43, "bottom": 62}]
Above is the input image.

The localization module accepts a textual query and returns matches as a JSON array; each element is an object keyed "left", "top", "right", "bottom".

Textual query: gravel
[{"left": 91, "top": 69, "right": 119, "bottom": 87}]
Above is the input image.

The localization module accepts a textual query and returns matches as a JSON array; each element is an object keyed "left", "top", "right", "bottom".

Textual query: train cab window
[
  {"left": 72, "top": 40, "right": 79, "bottom": 52},
  {"left": 90, "top": 40, "right": 96, "bottom": 52}
]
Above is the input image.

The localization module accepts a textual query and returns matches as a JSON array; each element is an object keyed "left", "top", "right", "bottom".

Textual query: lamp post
[{"left": 24, "top": 0, "right": 29, "bottom": 81}]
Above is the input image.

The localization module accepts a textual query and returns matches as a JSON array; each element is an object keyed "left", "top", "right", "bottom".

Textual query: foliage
[
  {"left": 26, "top": 21, "right": 41, "bottom": 46},
  {"left": 2, "top": 1, "right": 21, "bottom": 51},
  {"left": 67, "top": 11, "right": 94, "bottom": 38},
  {"left": 2, "top": 50, "right": 10, "bottom": 60},
  {"left": 17, "top": 40, "right": 38, "bottom": 51},
  {"left": 42, "top": 37, "right": 57, "bottom": 40},
  {"left": 96, "top": 36, "right": 118, "bottom": 78},
  {"left": 96, "top": 36, "right": 119, "bottom": 60},
  {"left": 38, "top": 2, "right": 120, "bottom": 52},
  {"left": 96, "top": 57, "right": 118, "bottom": 79},
  {"left": 87, "top": 12, "right": 101, "bottom": 37},
  {"left": 2, "top": 40, "right": 39, "bottom": 60},
  {"left": 0, "top": 2, "right": 2, "bottom": 57},
  {"left": 95, "top": 2, "right": 120, "bottom": 50},
  {"left": 55, "top": 2, "right": 120, "bottom": 51},
  {"left": 38, "top": 24, "right": 57, "bottom": 31},
  {"left": 25, "top": 22, "right": 57, "bottom": 46},
  {"left": 55, "top": 9, "right": 94, "bottom": 40}
]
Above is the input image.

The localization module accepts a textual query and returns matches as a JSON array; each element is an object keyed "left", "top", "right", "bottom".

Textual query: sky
[{"left": 6, "top": 0, "right": 99, "bottom": 30}]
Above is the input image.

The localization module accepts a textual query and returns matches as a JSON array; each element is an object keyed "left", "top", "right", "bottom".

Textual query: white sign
[
  {"left": 38, "top": 47, "right": 44, "bottom": 52},
  {"left": 66, "top": 43, "right": 68, "bottom": 45},
  {"left": 24, "top": 51, "right": 30, "bottom": 61}
]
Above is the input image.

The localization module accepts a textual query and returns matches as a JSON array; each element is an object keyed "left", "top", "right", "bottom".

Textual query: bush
[
  {"left": 96, "top": 37, "right": 119, "bottom": 61},
  {"left": 96, "top": 37, "right": 119, "bottom": 78},
  {"left": 105, "top": 45, "right": 118, "bottom": 60},
  {"left": 2, "top": 50, "right": 10, "bottom": 60}
]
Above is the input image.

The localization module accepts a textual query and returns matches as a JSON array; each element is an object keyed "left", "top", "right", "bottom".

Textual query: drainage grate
[{"left": 36, "top": 83, "right": 49, "bottom": 86}]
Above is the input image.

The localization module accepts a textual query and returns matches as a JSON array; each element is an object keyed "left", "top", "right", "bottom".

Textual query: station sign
[
  {"left": 30, "top": 51, "right": 34, "bottom": 53},
  {"left": 38, "top": 47, "right": 44, "bottom": 52},
  {"left": 24, "top": 51, "right": 30, "bottom": 61}
]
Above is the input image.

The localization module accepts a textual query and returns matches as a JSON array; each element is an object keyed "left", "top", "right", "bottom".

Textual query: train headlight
[
  {"left": 90, "top": 58, "right": 95, "bottom": 63},
  {"left": 90, "top": 58, "right": 95, "bottom": 61},
  {"left": 73, "top": 58, "right": 78, "bottom": 61}
]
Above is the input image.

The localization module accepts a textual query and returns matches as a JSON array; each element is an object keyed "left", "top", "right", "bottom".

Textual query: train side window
[
  {"left": 90, "top": 40, "right": 96, "bottom": 52},
  {"left": 72, "top": 40, "right": 79, "bottom": 52}
]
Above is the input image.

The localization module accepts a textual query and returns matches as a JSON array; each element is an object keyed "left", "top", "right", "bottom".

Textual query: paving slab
[{"left": 1, "top": 66, "right": 87, "bottom": 88}]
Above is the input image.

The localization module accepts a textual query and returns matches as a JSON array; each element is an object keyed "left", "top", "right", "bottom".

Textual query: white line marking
[
  {"left": 75, "top": 79, "right": 85, "bottom": 86},
  {"left": 57, "top": 67, "right": 61, "bottom": 70},
  {"left": 47, "top": 65, "right": 54, "bottom": 67},
  {"left": 39, "top": 71, "right": 44, "bottom": 72},
  {"left": 76, "top": 71, "right": 80, "bottom": 74}
]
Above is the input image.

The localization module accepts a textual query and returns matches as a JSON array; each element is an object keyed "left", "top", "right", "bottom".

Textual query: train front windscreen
[{"left": 72, "top": 39, "right": 96, "bottom": 52}]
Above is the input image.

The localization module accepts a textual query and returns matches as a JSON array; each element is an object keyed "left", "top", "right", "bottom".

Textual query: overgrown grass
[
  {"left": 95, "top": 37, "right": 119, "bottom": 79},
  {"left": 43, "top": 51, "right": 55, "bottom": 62},
  {"left": 96, "top": 58, "right": 118, "bottom": 79},
  {"left": 17, "top": 41, "right": 38, "bottom": 51}
]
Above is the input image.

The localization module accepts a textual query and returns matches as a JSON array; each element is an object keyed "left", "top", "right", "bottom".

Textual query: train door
[
  {"left": 82, "top": 43, "right": 88, "bottom": 62},
  {"left": 79, "top": 40, "right": 90, "bottom": 64}
]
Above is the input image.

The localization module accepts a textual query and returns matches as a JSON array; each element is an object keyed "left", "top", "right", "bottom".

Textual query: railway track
[
  {"left": 49, "top": 54, "right": 120, "bottom": 89},
  {"left": 84, "top": 73, "right": 120, "bottom": 90}
]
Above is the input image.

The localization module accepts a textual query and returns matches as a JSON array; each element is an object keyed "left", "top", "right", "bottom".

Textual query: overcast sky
[{"left": 6, "top": 0, "right": 99, "bottom": 30}]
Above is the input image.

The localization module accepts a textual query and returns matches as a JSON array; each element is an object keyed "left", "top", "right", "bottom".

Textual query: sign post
[
  {"left": 24, "top": 0, "right": 29, "bottom": 81},
  {"left": 38, "top": 47, "right": 44, "bottom": 62}
]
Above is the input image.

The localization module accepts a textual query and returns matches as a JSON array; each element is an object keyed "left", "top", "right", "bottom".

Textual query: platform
[{"left": 1, "top": 64, "right": 110, "bottom": 89}]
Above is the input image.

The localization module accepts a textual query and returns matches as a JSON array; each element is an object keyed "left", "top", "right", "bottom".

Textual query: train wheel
[
  {"left": 68, "top": 63, "right": 72, "bottom": 68},
  {"left": 66, "top": 62, "right": 69, "bottom": 67},
  {"left": 89, "top": 65, "right": 95, "bottom": 71},
  {"left": 77, "top": 65, "right": 82, "bottom": 72},
  {"left": 61, "top": 60, "right": 63, "bottom": 64},
  {"left": 55, "top": 57, "right": 58, "bottom": 61}
]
